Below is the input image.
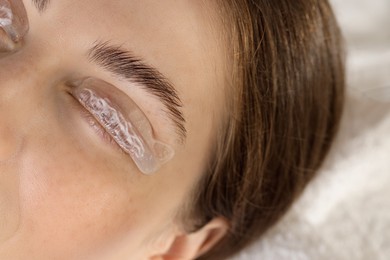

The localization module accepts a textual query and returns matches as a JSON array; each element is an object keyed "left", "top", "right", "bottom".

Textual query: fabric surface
[{"left": 231, "top": 0, "right": 390, "bottom": 259}]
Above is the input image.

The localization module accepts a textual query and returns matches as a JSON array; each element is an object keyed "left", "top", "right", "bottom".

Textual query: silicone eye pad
[
  {"left": 0, "top": 0, "right": 29, "bottom": 51},
  {"left": 71, "top": 78, "right": 175, "bottom": 175}
]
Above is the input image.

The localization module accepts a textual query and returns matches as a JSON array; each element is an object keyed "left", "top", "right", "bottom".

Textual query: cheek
[{"left": 16, "top": 138, "right": 146, "bottom": 258}]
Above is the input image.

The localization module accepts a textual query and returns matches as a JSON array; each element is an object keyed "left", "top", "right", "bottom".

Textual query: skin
[{"left": 0, "top": 0, "right": 229, "bottom": 259}]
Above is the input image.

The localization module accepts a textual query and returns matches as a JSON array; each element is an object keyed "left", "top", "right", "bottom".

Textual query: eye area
[
  {"left": 71, "top": 96, "right": 130, "bottom": 157},
  {"left": 76, "top": 88, "right": 146, "bottom": 160},
  {"left": 0, "top": 0, "right": 29, "bottom": 52},
  {"left": 70, "top": 78, "right": 175, "bottom": 175}
]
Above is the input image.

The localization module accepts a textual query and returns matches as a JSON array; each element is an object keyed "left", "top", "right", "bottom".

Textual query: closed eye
[
  {"left": 0, "top": 0, "right": 29, "bottom": 52},
  {"left": 70, "top": 77, "right": 175, "bottom": 175}
]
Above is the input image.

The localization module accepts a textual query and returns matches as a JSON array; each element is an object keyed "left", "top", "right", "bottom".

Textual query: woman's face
[{"left": 0, "top": 0, "right": 227, "bottom": 259}]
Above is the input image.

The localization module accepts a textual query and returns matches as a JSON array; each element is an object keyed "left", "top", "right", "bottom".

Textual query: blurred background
[
  {"left": 232, "top": 1, "right": 390, "bottom": 259},
  {"left": 332, "top": 0, "right": 390, "bottom": 96}
]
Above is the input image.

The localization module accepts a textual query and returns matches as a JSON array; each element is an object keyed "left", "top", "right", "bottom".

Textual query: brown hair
[{"left": 190, "top": 0, "right": 345, "bottom": 259}]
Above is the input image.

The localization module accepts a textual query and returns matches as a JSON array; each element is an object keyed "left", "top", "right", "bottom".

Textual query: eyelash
[
  {"left": 67, "top": 78, "right": 175, "bottom": 175},
  {"left": 77, "top": 87, "right": 149, "bottom": 158},
  {"left": 68, "top": 91, "right": 129, "bottom": 158}
]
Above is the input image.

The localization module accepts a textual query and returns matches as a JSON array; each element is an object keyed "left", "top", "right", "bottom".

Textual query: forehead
[
  {"left": 30, "top": 0, "right": 225, "bottom": 96},
  {"left": 29, "top": 0, "right": 227, "bottom": 137}
]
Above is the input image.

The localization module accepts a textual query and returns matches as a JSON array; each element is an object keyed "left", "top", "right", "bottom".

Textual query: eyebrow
[
  {"left": 31, "top": 0, "right": 50, "bottom": 12},
  {"left": 88, "top": 42, "right": 187, "bottom": 142}
]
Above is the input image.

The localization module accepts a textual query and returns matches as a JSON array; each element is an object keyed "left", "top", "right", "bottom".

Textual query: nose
[
  {"left": 0, "top": 53, "right": 40, "bottom": 243},
  {"left": 0, "top": 58, "right": 28, "bottom": 161},
  {"left": 0, "top": 63, "right": 25, "bottom": 243},
  {"left": 0, "top": 0, "right": 29, "bottom": 160},
  {"left": 0, "top": 0, "right": 45, "bottom": 243}
]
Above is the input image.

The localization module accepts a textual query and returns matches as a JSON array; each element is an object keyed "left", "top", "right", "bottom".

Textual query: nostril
[{"left": 0, "top": 0, "right": 29, "bottom": 52}]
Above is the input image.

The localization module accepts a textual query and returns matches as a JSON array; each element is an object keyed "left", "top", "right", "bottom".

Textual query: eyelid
[
  {"left": 0, "top": 0, "right": 29, "bottom": 52},
  {"left": 71, "top": 77, "right": 175, "bottom": 175}
]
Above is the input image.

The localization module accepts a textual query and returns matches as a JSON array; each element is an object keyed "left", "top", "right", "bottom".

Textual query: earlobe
[{"left": 150, "top": 217, "right": 229, "bottom": 260}]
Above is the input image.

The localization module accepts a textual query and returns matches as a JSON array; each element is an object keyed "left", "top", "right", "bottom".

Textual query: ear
[{"left": 150, "top": 217, "right": 229, "bottom": 260}]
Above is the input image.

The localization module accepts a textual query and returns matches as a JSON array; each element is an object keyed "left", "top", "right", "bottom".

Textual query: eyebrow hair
[
  {"left": 31, "top": 0, "right": 50, "bottom": 12},
  {"left": 88, "top": 41, "right": 187, "bottom": 142}
]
